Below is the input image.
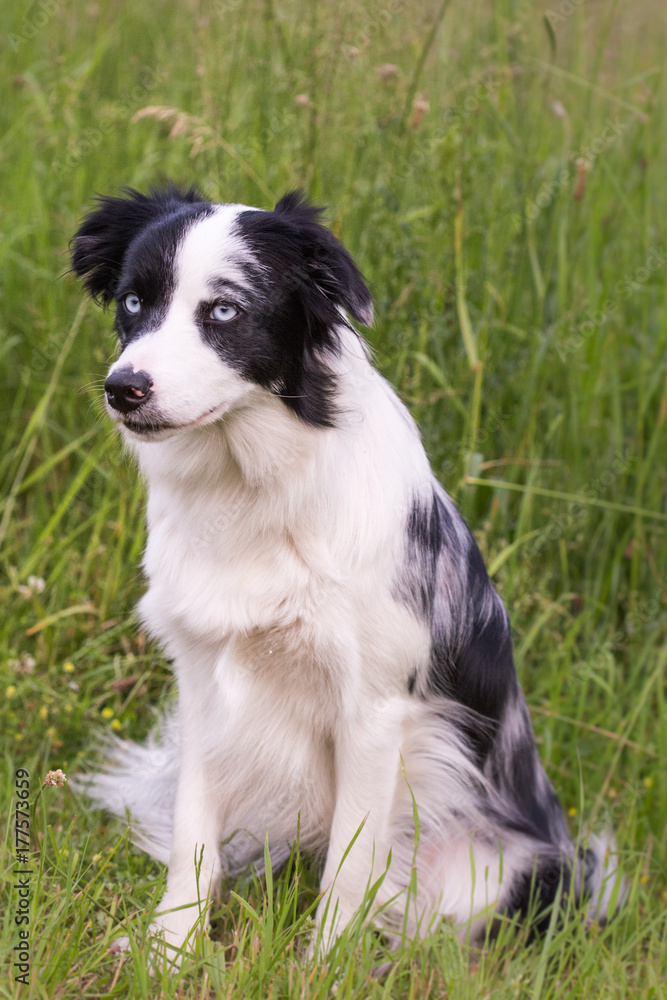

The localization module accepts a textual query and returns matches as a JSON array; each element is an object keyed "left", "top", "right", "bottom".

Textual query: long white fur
[{"left": 76, "top": 202, "right": 623, "bottom": 959}]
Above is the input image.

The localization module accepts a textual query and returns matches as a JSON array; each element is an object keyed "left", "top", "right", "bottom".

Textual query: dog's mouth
[{"left": 119, "top": 401, "right": 228, "bottom": 439}]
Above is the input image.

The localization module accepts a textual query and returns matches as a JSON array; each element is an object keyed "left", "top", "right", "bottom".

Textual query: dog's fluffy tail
[
  {"left": 71, "top": 710, "right": 180, "bottom": 865},
  {"left": 583, "top": 832, "right": 626, "bottom": 924},
  {"left": 71, "top": 711, "right": 291, "bottom": 877}
]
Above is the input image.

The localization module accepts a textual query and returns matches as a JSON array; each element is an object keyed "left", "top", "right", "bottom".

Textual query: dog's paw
[
  {"left": 309, "top": 894, "right": 358, "bottom": 961},
  {"left": 148, "top": 923, "right": 189, "bottom": 971},
  {"left": 147, "top": 898, "right": 204, "bottom": 971}
]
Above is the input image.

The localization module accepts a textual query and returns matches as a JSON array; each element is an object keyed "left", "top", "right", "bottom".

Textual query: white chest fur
[{"left": 131, "top": 363, "right": 432, "bottom": 714}]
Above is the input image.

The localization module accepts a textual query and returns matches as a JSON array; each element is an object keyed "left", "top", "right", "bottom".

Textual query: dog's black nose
[{"left": 105, "top": 367, "right": 153, "bottom": 414}]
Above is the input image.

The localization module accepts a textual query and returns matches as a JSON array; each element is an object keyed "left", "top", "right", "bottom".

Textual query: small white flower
[
  {"left": 375, "top": 63, "right": 398, "bottom": 82},
  {"left": 44, "top": 769, "right": 67, "bottom": 787},
  {"left": 17, "top": 575, "right": 46, "bottom": 599},
  {"left": 9, "top": 653, "right": 36, "bottom": 675}
]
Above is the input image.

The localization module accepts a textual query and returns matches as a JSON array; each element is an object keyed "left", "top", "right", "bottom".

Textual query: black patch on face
[
  {"left": 70, "top": 184, "right": 212, "bottom": 314},
  {"left": 114, "top": 205, "right": 214, "bottom": 346},
  {"left": 218, "top": 190, "right": 373, "bottom": 428},
  {"left": 72, "top": 187, "right": 372, "bottom": 429}
]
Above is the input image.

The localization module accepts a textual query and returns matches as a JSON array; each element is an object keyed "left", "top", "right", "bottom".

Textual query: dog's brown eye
[{"left": 210, "top": 302, "right": 238, "bottom": 322}]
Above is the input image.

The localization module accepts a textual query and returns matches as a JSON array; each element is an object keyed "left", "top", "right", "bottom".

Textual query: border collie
[{"left": 70, "top": 186, "right": 621, "bottom": 960}]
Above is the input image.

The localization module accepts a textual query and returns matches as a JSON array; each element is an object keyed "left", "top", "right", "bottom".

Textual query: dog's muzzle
[{"left": 105, "top": 367, "right": 154, "bottom": 414}]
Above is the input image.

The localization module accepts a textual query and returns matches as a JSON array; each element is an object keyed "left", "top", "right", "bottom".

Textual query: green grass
[{"left": 1, "top": 0, "right": 667, "bottom": 995}]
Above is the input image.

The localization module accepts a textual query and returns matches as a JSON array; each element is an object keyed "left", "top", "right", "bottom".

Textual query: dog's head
[{"left": 70, "top": 186, "right": 372, "bottom": 439}]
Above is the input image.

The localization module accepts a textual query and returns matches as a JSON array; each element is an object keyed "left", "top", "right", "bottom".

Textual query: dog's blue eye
[
  {"left": 210, "top": 302, "right": 238, "bottom": 322},
  {"left": 123, "top": 294, "right": 142, "bottom": 315}
]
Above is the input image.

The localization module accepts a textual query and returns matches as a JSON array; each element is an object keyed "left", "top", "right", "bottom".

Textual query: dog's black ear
[
  {"left": 69, "top": 185, "right": 205, "bottom": 305},
  {"left": 273, "top": 190, "right": 373, "bottom": 328}
]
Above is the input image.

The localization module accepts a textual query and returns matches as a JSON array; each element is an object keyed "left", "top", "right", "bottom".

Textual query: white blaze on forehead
[
  {"left": 173, "top": 203, "right": 264, "bottom": 301},
  {"left": 107, "top": 203, "right": 270, "bottom": 435}
]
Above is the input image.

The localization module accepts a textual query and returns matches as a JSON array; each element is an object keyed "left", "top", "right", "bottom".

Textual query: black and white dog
[{"left": 71, "top": 186, "right": 620, "bottom": 959}]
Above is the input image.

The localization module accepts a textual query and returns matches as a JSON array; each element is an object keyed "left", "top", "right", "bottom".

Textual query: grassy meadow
[{"left": 1, "top": 0, "right": 667, "bottom": 995}]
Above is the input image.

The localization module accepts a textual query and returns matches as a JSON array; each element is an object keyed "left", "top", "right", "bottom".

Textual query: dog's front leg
[
  {"left": 314, "top": 697, "right": 406, "bottom": 953},
  {"left": 150, "top": 706, "right": 223, "bottom": 963}
]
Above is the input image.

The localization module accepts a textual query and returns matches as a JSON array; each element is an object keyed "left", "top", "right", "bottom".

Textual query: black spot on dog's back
[{"left": 401, "top": 487, "right": 517, "bottom": 760}]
